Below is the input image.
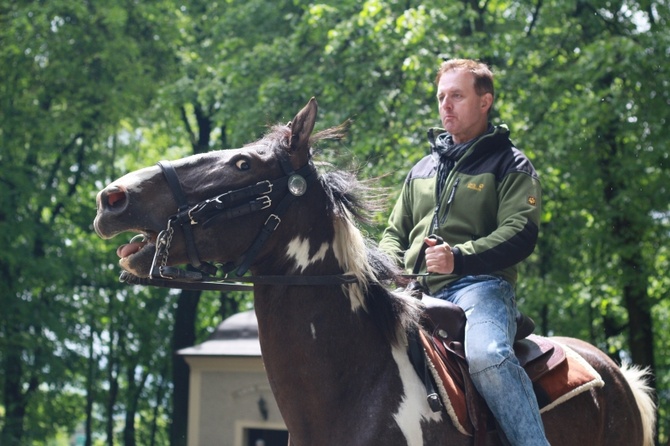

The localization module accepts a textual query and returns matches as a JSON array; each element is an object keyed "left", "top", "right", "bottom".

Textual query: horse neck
[
  {"left": 252, "top": 216, "right": 372, "bottom": 329},
  {"left": 251, "top": 216, "right": 397, "bottom": 397},
  {"left": 253, "top": 280, "right": 406, "bottom": 435},
  {"left": 254, "top": 209, "right": 373, "bottom": 309},
  {"left": 249, "top": 208, "right": 455, "bottom": 445}
]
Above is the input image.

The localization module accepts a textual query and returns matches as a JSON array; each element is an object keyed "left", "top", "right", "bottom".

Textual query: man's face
[{"left": 436, "top": 69, "right": 492, "bottom": 144}]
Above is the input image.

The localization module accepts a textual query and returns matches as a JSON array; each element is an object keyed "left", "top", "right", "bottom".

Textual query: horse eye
[{"left": 235, "top": 159, "right": 250, "bottom": 171}]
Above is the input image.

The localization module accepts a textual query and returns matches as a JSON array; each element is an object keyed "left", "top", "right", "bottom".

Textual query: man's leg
[{"left": 436, "top": 276, "right": 550, "bottom": 446}]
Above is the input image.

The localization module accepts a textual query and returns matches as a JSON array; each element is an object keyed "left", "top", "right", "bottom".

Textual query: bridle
[{"left": 119, "top": 151, "right": 357, "bottom": 291}]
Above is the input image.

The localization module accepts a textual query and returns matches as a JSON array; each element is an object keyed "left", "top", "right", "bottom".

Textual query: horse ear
[{"left": 289, "top": 98, "right": 317, "bottom": 161}]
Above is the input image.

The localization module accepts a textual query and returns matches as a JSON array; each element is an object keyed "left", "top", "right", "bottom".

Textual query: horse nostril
[
  {"left": 100, "top": 186, "right": 128, "bottom": 211},
  {"left": 107, "top": 190, "right": 126, "bottom": 208}
]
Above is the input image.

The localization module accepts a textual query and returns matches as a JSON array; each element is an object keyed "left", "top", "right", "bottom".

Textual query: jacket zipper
[
  {"left": 432, "top": 177, "right": 460, "bottom": 232},
  {"left": 440, "top": 177, "right": 460, "bottom": 227}
]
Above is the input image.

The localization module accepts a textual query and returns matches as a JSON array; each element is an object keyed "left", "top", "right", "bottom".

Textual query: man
[{"left": 379, "top": 59, "right": 549, "bottom": 445}]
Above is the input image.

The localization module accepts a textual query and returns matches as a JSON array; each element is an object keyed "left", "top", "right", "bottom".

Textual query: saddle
[{"left": 411, "top": 296, "right": 567, "bottom": 445}]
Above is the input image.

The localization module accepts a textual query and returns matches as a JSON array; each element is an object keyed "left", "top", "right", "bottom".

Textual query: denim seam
[
  {"left": 515, "top": 366, "right": 541, "bottom": 412},
  {"left": 469, "top": 354, "right": 513, "bottom": 376}
]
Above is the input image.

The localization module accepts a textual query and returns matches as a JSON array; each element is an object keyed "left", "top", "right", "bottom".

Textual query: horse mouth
[{"left": 116, "top": 232, "right": 158, "bottom": 276}]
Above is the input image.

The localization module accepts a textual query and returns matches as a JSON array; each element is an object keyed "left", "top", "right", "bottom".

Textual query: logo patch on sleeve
[{"left": 528, "top": 196, "right": 537, "bottom": 206}]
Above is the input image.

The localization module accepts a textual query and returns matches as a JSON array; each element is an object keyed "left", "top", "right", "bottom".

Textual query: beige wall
[{"left": 184, "top": 356, "right": 286, "bottom": 446}]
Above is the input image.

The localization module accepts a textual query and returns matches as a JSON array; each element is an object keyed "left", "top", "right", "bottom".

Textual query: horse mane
[
  {"left": 260, "top": 123, "right": 422, "bottom": 346},
  {"left": 320, "top": 168, "right": 422, "bottom": 346}
]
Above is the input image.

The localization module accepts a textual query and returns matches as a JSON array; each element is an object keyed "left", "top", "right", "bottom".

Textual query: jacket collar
[{"left": 427, "top": 124, "right": 509, "bottom": 155}]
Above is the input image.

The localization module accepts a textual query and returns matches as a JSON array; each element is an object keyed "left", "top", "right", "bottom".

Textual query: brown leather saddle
[
  {"left": 421, "top": 295, "right": 562, "bottom": 368},
  {"left": 412, "top": 295, "right": 567, "bottom": 445}
]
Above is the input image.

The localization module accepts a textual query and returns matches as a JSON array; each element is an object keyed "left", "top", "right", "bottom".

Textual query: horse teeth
[{"left": 129, "top": 234, "right": 148, "bottom": 244}]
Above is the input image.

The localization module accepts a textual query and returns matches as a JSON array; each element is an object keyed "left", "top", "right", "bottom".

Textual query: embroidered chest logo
[
  {"left": 467, "top": 182, "right": 484, "bottom": 192},
  {"left": 528, "top": 196, "right": 537, "bottom": 206}
]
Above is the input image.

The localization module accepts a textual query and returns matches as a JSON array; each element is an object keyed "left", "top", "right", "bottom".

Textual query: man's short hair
[{"left": 435, "top": 59, "right": 495, "bottom": 99}]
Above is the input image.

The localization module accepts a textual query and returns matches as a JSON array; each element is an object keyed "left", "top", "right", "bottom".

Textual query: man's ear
[{"left": 481, "top": 93, "right": 493, "bottom": 114}]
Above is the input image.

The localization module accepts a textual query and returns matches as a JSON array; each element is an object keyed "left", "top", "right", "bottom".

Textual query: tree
[
  {"left": 498, "top": 0, "right": 669, "bottom": 370},
  {"left": 0, "top": 1, "right": 176, "bottom": 443}
]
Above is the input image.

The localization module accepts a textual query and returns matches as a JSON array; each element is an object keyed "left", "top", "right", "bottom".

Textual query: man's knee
[
  {"left": 468, "top": 348, "right": 510, "bottom": 375},
  {"left": 465, "top": 322, "right": 514, "bottom": 374}
]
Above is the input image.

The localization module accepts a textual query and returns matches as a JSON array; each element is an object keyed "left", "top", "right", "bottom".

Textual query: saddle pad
[
  {"left": 420, "top": 330, "right": 472, "bottom": 436},
  {"left": 537, "top": 340, "right": 605, "bottom": 413},
  {"left": 420, "top": 332, "right": 605, "bottom": 436}
]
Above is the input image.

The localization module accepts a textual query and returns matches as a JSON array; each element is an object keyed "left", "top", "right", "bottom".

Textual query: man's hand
[{"left": 424, "top": 236, "right": 454, "bottom": 274}]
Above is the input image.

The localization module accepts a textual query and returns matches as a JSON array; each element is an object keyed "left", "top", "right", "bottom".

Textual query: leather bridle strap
[
  {"left": 119, "top": 270, "right": 357, "bottom": 291},
  {"left": 226, "top": 157, "right": 312, "bottom": 277},
  {"left": 230, "top": 187, "right": 295, "bottom": 277},
  {"left": 188, "top": 180, "right": 273, "bottom": 228},
  {"left": 139, "top": 156, "right": 360, "bottom": 290},
  {"left": 152, "top": 158, "right": 304, "bottom": 282},
  {"left": 157, "top": 160, "right": 218, "bottom": 276}
]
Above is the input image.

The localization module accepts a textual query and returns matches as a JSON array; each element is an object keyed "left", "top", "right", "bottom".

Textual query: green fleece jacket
[{"left": 379, "top": 125, "right": 542, "bottom": 294}]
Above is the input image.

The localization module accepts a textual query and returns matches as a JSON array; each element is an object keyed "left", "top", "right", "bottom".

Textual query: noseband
[{"left": 119, "top": 152, "right": 357, "bottom": 291}]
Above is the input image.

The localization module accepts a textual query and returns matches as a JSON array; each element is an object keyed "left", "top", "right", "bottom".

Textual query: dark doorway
[{"left": 246, "top": 428, "right": 289, "bottom": 446}]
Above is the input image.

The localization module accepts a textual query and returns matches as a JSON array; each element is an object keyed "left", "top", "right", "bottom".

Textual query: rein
[{"left": 119, "top": 153, "right": 357, "bottom": 291}]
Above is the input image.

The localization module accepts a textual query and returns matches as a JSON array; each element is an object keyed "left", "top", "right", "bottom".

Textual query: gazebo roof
[{"left": 178, "top": 310, "right": 261, "bottom": 357}]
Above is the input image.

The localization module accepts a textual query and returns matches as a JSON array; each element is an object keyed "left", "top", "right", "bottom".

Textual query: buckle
[
  {"left": 187, "top": 206, "right": 199, "bottom": 225},
  {"left": 260, "top": 180, "right": 273, "bottom": 195},
  {"left": 265, "top": 214, "right": 281, "bottom": 229},
  {"left": 257, "top": 195, "right": 272, "bottom": 210}
]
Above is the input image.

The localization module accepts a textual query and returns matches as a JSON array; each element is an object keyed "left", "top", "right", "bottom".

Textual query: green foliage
[
  {"left": 0, "top": 0, "right": 180, "bottom": 444},
  {"left": 1, "top": 0, "right": 669, "bottom": 443}
]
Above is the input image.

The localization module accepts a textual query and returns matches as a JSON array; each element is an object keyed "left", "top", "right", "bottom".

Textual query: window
[
  {"left": 245, "top": 428, "right": 289, "bottom": 446},
  {"left": 235, "top": 421, "right": 289, "bottom": 446}
]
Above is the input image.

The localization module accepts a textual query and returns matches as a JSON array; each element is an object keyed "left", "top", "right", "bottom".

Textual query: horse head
[{"left": 94, "top": 99, "right": 321, "bottom": 279}]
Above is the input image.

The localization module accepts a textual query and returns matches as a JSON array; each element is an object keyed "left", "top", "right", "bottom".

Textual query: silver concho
[{"left": 287, "top": 174, "right": 307, "bottom": 196}]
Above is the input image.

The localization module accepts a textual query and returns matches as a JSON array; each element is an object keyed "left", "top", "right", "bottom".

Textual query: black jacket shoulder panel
[
  {"left": 456, "top": 133, "right": 538, "bottom": 181},
  {"left": 405, "top": 153, "right": 438, "bottom": 184}
]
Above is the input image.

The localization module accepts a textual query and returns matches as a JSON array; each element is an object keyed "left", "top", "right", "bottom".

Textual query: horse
[{"left": 94, "top": 98, "right": 656, "bottom": 445}]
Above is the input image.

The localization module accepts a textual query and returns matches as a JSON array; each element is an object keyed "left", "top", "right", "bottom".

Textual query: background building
[{"left": 179, "top": 311, "right": 288, "bottom": 446}]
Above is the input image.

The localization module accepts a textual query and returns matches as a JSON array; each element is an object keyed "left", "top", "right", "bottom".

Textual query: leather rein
[{"left": 119, "top": 153, "right": 357, "bottom": 291}]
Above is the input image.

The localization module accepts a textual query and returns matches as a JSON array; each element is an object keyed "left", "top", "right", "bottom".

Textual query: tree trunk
[
  {"left": 597, "top": 99, "right": 656, "bottom": 377},
  {"left": 150, "top": 368, "right": 169, "bottom": 446},
  {"left": 106, "top": 299, "right": 120, "bottom": 446},
  {"left": 85, "top": 323, "right": 96, "bottom": 446},
  {"left": 169, "top": 290, "right": 201, "bottom": 446},
  {"left": 170, "top": 98, "right": 212, "bottom": 446},
  {"left": 1, "top": 342, "right": 27, "bottom": 446},
  {"left": 620, "top": 235, "right": 655, "bottom": 373},
  {"left": 124, "top": 367, "right": 149, "bottom": 446}
]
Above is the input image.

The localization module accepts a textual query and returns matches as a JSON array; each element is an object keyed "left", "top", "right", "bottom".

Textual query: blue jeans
[{"left": 433, "top": 276, "right": 550, "bottom": 446}]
